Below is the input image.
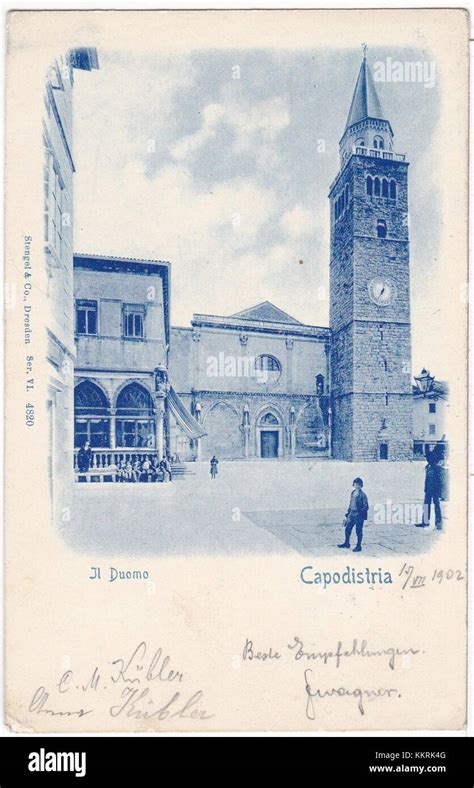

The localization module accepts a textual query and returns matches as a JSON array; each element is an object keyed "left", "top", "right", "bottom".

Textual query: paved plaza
[{"left": 65, "top": 460, "right": 444, "bottom": 557}]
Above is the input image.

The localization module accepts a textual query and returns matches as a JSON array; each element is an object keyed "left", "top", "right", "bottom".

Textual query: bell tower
[{"left": 329, "top": 50, "right": 413, "bottom": 461}]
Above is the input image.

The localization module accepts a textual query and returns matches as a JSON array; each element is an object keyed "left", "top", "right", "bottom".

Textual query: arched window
[
  {"left": 376, "top": 219, "right": 387, "bottom": 238},
  {"left": 355, "top": 138, "right": 365, "bottom": 148},
  {"left": 255, "top": 355, "right": 282, "bottom": 386},
  {"left": 373, "top": 136, "right": 384, "bottom": 150},
  {"left": 345, "top": 184, "right": 349, "bottom": 206},
  {"left": 366, "top": 176, "right": 373, "bottom": 196},
  {"left": 374, "top": 177, "right": 381, "bottom": 197},
  {"left": 382, "top": 178, "right": 389, "bottom": 197},
  {"left": 74, "top": 381, "right": 110, "bottom": 448},
  {"left": 390, "top": 179, "right": 397, "bottom": 200},
  {"left": 335, "top": 199, "right": 339, "bottom": 220},
  {"left": 255, "top": 355, "right": 281, "bottom": 373},
  {"left": 259, "top": 412, "right": 280, "bottom": 425},
  {"left": 116, "top": 383, "right": 155, "bottom": 448}
]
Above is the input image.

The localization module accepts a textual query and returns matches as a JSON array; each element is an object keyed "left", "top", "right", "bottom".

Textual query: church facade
[{"left": 169, "top": 303, "right": 331, "bottom": 461}]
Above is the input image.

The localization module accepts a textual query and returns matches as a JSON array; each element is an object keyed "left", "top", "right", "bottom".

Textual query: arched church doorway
[{"left": 257, "top": 411, "right": 283, "bottom": 458}]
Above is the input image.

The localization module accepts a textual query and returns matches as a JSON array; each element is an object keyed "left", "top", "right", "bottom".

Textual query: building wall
[
  {"left": 169, "top": 320, "right": 330, "bottom": 460},
  {"left": 413, "top": 395, "right": 448, "bottom": 446},
  {"left": 44, "top": 50, "right": 98, "bottom": 518},
  {"left": 74, "top": 267, "right": 167, "bottom": 371},
  {"left": 73, "top": 256, "right": 170, "bottom": 464},
  {"left": 170, "top": 325, "right": 328, "bottom": 396},
  {"left": 329, "top": 152, "right": 413, "bottom": 461}
]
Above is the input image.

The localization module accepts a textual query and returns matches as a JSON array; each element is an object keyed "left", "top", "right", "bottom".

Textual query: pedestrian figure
[
  {"left": 210, "top": 455, "right": 219, "bottom": 479},
  {"left": 116, "top": 459, "right": 126, "bottom": 482},
  {"left": 141, "top": 456, "right": 151, "bottom": 482},
  {"left": 77, "top": 441, "right": 92, "bottom": 473},
  {"left": 416, "top": 448, "right": 443, "bottom": 529},
  {"left": 150, "top": 455, "right": 160, "bottom": 482},
  {"left": 338, "top": 477, "right": 369, "bottom": 552},
  {"left": 131, "top": 459, "right": 140, "bottom": 482},
  {"left": 160, "top": 457, "right": 172, "bottom": 482}
]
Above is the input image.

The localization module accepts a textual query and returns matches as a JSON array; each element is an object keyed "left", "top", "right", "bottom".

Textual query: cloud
[
  {"left": 73, "top": 51, "right": 196, "bottom": 172},
  {"left": 170, "top": 96, "right": 290, "bottom": 161},
  {"left": 281, "top": 205, "right": 315, "bottom": 238},
  {"left": 75, "top": 157, "right": 280, "bottom": 321},
  {"left": 171, "top": 104, "right": 226, "bottom": 160}
]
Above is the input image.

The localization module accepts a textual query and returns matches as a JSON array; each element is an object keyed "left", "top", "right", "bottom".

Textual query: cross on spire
[{"left": 344, "top": 48, "right": 384, "bottom": 131}]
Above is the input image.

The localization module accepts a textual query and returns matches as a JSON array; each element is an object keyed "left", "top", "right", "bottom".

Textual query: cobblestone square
[{"left": 65, "top": 460, "right": 444, "bottom": 557}]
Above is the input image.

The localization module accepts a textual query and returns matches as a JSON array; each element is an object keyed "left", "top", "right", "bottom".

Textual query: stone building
[
  {"left": 329, "top": 52, "right": 413, "bottom": 461},
  {"left": 44, "top": 48, "right": 98, "bottom": 509},
  {"left": 73, "top": 253, "right": 203, "bottom": 476},
  {"left": 169, "top": 302, "right": 331, "bottom": 460},
  {"left": 412, "top": 369, "right": 449, "bottom": 459}
]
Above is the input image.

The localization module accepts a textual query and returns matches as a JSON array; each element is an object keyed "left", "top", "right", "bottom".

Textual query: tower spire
[{"left": 344, "top": 49, "right": 384, "bottom": 132}]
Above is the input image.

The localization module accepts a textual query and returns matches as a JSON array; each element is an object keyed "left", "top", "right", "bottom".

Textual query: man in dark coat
[
  {"left": 77, "top": 441, "right": 92, "bottom": 473},
  {"left": 210, "top": 455, "right": 219, "bottom": 479},
  {"left": 416, "top": 449, "right": 443, "bottom": 529},
  {"left": 338, "top": 477, "right": 369, "bottom": 552}
]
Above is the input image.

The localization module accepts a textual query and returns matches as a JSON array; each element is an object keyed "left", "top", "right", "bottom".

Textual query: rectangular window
[
  {"left": 116, "top": 419, "right": 154, "bottom": 448},
  {"left": 74, "top": 418, "right": 109, "bottom": 448},
  {"left": 379, "top": 443, "right": 388, "bottom": 460},
  {"left": 429, "top": 424, "right": 436, "bottom": 436},
  {"left": 414, "top": 441, "right": 424, "bottom": 456},
  {"left": 76, "top": 300, "right": 98, "bottom": 335},
  {"left": 123, "top": 304, "right": 145, "bottom": 339},
  {"left": 429, "top": 402, "right": 436, "bottom": 413}
]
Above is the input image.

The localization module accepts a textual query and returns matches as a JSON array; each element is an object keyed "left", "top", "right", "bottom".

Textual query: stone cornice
[{"left": 189, "top": 314, "right": 330, "bottom": 340}]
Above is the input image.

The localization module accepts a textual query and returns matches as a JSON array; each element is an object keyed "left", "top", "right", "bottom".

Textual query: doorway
[{"left": 260, "top": 430, "right": 279, "bottom": 458}]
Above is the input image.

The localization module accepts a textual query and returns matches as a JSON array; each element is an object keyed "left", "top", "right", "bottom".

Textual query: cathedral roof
[
  {"left": 344, "top": 53, "right": 385, "bottom": 132},
  {"left": 230, "top": 301, "right": 303, "bottom": 325}
]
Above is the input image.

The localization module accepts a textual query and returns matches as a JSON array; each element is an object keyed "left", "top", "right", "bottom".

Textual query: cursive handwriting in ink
[
  {"left": 109, "top": 686, "right": 213, "bottom": 720},
  {"left": 304, "top": 669, "right": 399, "bottom": 718},
  {"left": 288, "top": 636, "right": 420, "bottom": 670},
  {"left": 29, "top": 686, "right": 94, "bottom": 718},
  {"left": 110, "top": 641, "right": 184, "bottom": 685}
]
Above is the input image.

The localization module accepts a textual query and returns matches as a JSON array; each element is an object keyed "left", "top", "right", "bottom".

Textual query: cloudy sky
[{"left": 73, "top": 46, "right": 440, "bottom": 376}]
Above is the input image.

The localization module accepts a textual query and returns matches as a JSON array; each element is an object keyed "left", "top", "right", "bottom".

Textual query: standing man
[
  {"left": 210, "top": 455, "right": 219, "bottom": 479},
  {"left": 416, "top": 449, "right": 443, "bottom": 529},
  {"left": 77, "top": 441, "right": 92, "bottom": 474},
  {"left": 338, "top": 477, "right": 369, "bottom": 553},
  {"left": 160, "top": 456, "right": 173, "bottom": 483}
]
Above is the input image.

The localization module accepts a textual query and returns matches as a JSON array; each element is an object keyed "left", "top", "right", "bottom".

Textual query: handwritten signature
[
  {"left": 28, "top": 641, "right": 213, "bottom": 722},
  {"left": 304, "top": 668, "right": 400, "bottom": 718}
]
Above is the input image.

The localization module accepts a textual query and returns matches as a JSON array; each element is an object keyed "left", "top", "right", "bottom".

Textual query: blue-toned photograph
[{"left": 44, "top": 45, "right": 449, "bottom": 557}]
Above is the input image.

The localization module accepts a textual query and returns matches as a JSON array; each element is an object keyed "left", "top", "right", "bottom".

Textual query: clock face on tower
[{"left": 367, "top": 277, "right": 397, "bottom": 306}]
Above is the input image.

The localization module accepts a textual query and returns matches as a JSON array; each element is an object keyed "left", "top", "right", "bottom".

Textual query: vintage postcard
[{"left": 4, "top": 9, "right": 469, "bottom": 731}]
